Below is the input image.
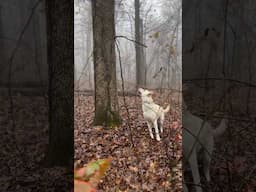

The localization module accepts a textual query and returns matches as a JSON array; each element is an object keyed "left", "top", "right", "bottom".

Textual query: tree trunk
[
  {"left": 140, "top": 18, "right": 146, "bottom": 86},
  {"left": 86, "top": 5, "right": 92, "bottom": 90},
  {"left": 92, "top": 0, "right": 121, "bottom": 127},
  {"left": 45, "top": 0, "right": 73, "bottom": 166},
  {"left": 135, "top": 0, "right": 145, "bottom": 87},
  {"left": 33, "top": 10, "right": 43, "bottom": 87},
  {"left": 0, "top": 6, "right": 4, "bottom": 77}
]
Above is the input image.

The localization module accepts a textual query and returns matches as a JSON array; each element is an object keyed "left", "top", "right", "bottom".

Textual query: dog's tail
[
  {"left": 213, "top": 118, "right": 228, "bottom": 137},
  {"left": 163, "top": 105, "right": 170, "bottom": 113}
]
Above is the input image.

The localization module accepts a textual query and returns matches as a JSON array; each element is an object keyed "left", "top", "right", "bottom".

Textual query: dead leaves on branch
[
  {"left": 74, "top": 158, "right": 111, "bottom": 192},
  {"left": 149, "top": 31, "right": 177, "bottom": 57}
]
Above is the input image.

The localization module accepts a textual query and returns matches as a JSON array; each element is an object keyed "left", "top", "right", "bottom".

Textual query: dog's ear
[{"left": 138, "top": 88, "right": 143, "bottom": 93}]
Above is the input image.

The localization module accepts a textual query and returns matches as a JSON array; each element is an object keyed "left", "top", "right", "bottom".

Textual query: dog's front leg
[
  {"left": 154, "top": 121, "right": 161, "bottom": 141},
  {"left": 147, "top": 122, "right": 154, "bottom": 139}
]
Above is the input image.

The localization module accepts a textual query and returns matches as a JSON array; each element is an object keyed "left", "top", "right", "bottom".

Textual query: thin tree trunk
[
  {"left": 92, "top": 0, "right": 121, "bottom": 127},
  {"left": 140, "top": 18, "right": 146, "bottom": 86},
  {"left": 135, "top": 0, "right": 144, "bottom": 87},
  {"left": 33, "top": 10, "right": 43, "bottom": 87},
  {"left": 86, "top": 10, "right": 92, "bottom": 90}
]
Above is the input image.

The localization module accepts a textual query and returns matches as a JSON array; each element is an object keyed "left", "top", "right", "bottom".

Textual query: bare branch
[{"left": 115, "top": 35, "right": 147, "bottom": 48}]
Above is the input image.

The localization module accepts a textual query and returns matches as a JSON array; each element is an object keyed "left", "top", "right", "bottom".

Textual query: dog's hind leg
[
  {"left": 203, "top": 151, "right": 211, "bottom": 182},
  {"left": 189, "top": 152, "right": 202, "bottom": 192},
  {"left": 203, "top": 139, "right": 214, "bottom": 182},
  {"left": 154, "top": 121, "right": 161, "bottom": 141},
  {"left": 159, "top": 113, "right": 164, "bottom": 133},
  {"left": 147, "top": 121, "right": 154, "bottom": 139}
]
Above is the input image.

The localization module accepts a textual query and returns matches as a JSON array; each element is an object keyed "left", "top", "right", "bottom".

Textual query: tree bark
[
  {"left": 140, "top": 18, "right": 147, "bottom": 85},
  {"left": 0, "top": 6, "right": 4, "bottom": 78},
  {"left": 86, "top": 5, "right": 92, "bottom": 90},
  {"left": 92, "top": 0, "right": 121, "bottom": 127},
  {"left": 135, "top": 0, "right": 145, "bottom": 87},
  {"left": 45, "top": 0, "right": 74, "bottom": 166}
]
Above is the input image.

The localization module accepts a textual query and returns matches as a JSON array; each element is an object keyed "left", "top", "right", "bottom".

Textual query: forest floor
[
  {"left": 1, "top": 91, "right": 255, "bottom": 192},
  {"left": 0, "top": 94, "right": 72, "bottom": 192},
  {"left": 74, "top": 91, "right": 183, "bottom": 192},
  {"left": 75, "top": 91, "right": 256, "bottom": 192}
]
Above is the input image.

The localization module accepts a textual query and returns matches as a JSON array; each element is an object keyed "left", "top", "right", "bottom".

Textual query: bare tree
[
  {"left": 135, "top": 0, "right": 146, "bottom": 87},
  {"left": 92, "top": 0, "right": 121, "bottom": 127}
]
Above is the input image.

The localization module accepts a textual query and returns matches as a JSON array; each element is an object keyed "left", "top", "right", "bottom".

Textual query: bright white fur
[
  {"left": 138, "top": 88, "right": 170, "bottom": 141},
  {"left": 183, "top": 98, "right": 228, "bottom": 192}
]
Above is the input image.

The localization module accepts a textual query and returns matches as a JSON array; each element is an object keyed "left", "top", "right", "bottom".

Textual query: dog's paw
[
  {"left": 150, "top": 134, "right": 154, "bottom": 139},
  {"left": 156, "top": 136, "right": 161, "bottom": 141}
]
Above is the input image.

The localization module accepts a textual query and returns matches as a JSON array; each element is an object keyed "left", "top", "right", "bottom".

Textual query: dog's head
[{"left": 138, "top": 88, "right": 153, "bottom": 97}]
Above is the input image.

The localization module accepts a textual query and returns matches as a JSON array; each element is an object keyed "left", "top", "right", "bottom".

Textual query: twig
[
  {"left": 115, "top": 39, "right": 145, "bottom": 189},
  {"left": 76, "top": 51, "right": 93, "bottom": 90},
  {"left": 115, "top": 35, "right": 147, "bottom": 48},
  {"left": 115, "top": 40, "right": 135, "bottom": 147}
]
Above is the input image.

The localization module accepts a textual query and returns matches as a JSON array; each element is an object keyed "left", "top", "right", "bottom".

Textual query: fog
[{"left": 74, "top": 0, "right": 182, "bottom": 91}]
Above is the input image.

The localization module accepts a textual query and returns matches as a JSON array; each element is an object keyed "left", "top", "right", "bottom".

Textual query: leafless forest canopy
[{"left": 74, "top": 0, "right": 182, "bottom": 91}]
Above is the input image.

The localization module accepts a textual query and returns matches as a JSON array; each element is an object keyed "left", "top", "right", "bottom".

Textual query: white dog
[
  {"left": 182, "top": 98, "right": 228, "bottom": 192},
  {"left": 138, "top": 88, "right": 170, "bottom": 141}
]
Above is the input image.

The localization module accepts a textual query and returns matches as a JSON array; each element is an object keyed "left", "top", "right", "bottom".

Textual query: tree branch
[{"left": 115, "top": 35, "right": 147, "bottom": 48}]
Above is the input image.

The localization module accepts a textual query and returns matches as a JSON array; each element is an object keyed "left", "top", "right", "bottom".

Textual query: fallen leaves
[
  {"left": 128, "top": 166, "right": 138, "bottom": 173},
  {"left": 74, "top": 158, "right": 111, "bottom": 192},
  {"left": 74, "top": 180, "right": 96, "bottom": 192},
  {"left": 75, "top": 94, "right": 182, "bottom": 191},
  {"left": 1, "top": 95, "right": 73, "bottom": 191}
]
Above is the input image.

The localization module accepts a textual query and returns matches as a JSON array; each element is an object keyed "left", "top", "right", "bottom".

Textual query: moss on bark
[{"left": 93, "top": 109, "right": 122, "bottom": 128}]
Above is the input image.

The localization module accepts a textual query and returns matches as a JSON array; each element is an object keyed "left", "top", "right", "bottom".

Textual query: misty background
[
  {"left": 0, "top": 0, "right": 47, "bottom": 93},
  {"left": 74, "top": 0, "right": 182, "bottom": 91}
]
